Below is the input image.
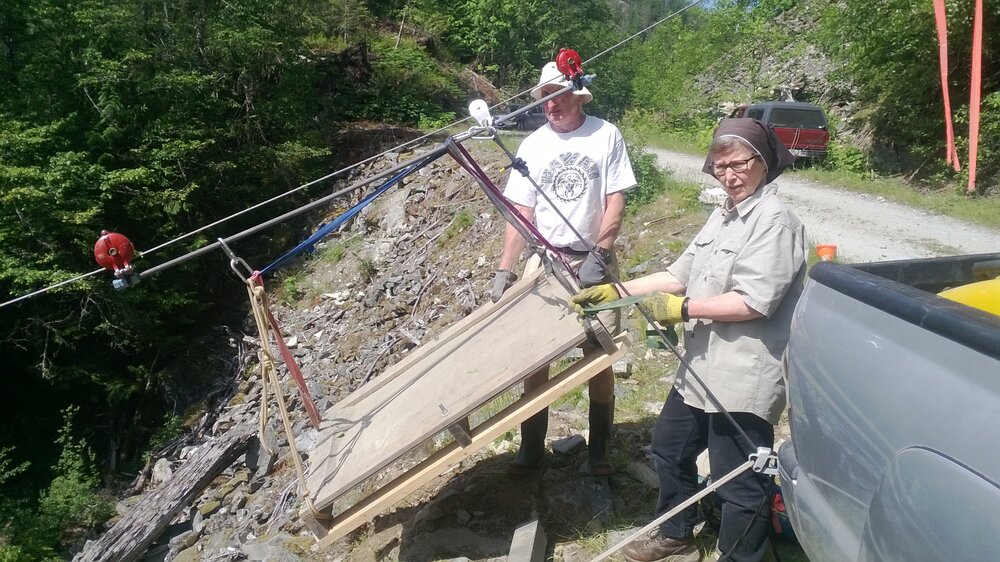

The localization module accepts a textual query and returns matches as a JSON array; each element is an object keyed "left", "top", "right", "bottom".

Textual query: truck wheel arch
[{"left": 858, "top": 447, "right": 1000, "bottom": 562}]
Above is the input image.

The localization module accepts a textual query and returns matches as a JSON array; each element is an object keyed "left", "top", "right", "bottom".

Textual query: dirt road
[{"left": 648, "top": 148, "right": 1000, "bottom": 262}]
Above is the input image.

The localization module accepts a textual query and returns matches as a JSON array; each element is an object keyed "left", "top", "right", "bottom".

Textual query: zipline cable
[
  {"left": 0, "top": 268, "right": 106, "bottom": 309},
  {"left": 484, "top": 128, "right": 758, "bottom": 453},
  {"left": 2, "top": 0, "right": 707, "bottom": 307},
  {"left": 584, "top": 0, "right": 704, "bottom": 66},
  {"left": 139, "top": 144, "right": 451, "bottom": 280}
]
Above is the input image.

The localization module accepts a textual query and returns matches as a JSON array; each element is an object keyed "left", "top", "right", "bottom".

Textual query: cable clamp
[
  {"left": 465, "top": 125, "right": 498, "bottom": 140},
  {"left": 749, "top": 447, "right": 779, "bottom": 476}
]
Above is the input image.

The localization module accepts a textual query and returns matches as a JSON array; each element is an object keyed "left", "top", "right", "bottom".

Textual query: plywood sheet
[
  {"left": 309, "top": 333, "right": 628, "bottom": 547},
  {"left": 306, "top": 269, "right": 589, "bottom": 509}
]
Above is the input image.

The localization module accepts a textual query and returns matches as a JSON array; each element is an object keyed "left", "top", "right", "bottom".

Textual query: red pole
[
  {"left": 932, "top": 0, "right": 960, "bottom": 171},
  {"left": 968, "top": 0, "right": 984, "bottom": 193}
]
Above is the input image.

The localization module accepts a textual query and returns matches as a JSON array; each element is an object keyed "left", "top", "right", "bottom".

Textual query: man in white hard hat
[{"left": 490, "top": 61, "right": 636, "bottom": 477}]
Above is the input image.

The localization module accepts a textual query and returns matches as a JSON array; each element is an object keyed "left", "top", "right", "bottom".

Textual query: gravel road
[{"left": 647, "top": 147, "right": 1000, "bottom": 263}]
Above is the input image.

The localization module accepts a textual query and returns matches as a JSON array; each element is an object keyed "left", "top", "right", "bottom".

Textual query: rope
[
  {"left": 445, "top": 139, "right": 578, "bottom": 277},
  {"left": 0, "top": 268, "right": 105, "bottom": 309},
  {"left": 248, "top": 272, "right": 322, "bottom": 427},
  {"left": 245, "top": 273, "right": 331, "bottom": 520},
  {"left": 591, "top": 460, "right": 754, "bottom": 562},
  {"left": 137, "top": 144, "right": 451, "bottom": 280},
  {"left": 584, "top": 0, "right": 706, "bottom": 66},
  {"left": 483, "top": 129, "right": 760, "bottom": 454}
]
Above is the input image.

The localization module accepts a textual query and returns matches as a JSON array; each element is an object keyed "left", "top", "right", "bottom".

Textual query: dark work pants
[{"left": 652, "top": 388, "right": 774, "bottom": 562}]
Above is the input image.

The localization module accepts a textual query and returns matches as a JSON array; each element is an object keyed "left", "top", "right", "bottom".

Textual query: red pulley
[
  {"left": 555, "top": 48, "right": 584, "bottom": 82},
  {"left": 94, "top": 230, "right": 135, "bottom": 275}
]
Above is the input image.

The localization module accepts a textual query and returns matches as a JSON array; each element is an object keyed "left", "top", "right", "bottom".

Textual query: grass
[
  {"left": 792, "top": 167, "right": 1000, "bottom": 230},
  {"left": 275, "top": 271, "right": 305, "bottom": 305},
  {"left": 615, "top": 353, "right": 676, "bottom": 424},
  {"left": 642, "top": 129, "right": 710, "bottom": 155},
  {"left": 358, "top": 256, "right": 377, "bottom": 282},
  {"left": 438, "top": 209, "right": 475, "bottom": 245},
  {"left": 319, "top": 241, "right": 349, "bottom": 264}
]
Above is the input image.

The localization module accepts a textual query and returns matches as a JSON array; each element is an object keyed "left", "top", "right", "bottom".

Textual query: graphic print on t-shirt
[{"left": 540, "top": 152, "right": 600, "bottom": 203}]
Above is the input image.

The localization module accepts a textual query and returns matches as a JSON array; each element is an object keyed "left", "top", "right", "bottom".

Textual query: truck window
[
  {"left": 769, "top": 108, "right": 826, "bottom": 129},
  {"left": 747, "top": 107, "right": 765, "bottom": 120}
]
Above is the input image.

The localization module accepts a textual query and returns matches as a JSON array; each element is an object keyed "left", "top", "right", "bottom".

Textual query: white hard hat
[{"left": 529, "top": 62, "right": 592, "bottom": 104}]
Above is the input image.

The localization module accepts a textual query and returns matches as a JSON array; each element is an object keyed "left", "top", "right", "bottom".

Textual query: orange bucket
[{"left": 816, "top": 244, "right": 838, "bottom": 262}]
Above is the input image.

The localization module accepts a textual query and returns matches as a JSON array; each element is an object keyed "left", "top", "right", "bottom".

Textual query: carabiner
[{"left": 218, "top": 238, "right": 255, "bottom": 281}]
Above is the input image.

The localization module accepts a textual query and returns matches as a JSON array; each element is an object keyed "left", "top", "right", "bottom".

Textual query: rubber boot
[
  {"left": 508, "top": 408, "right": 548, "bottom": 477},
  {"left": 588, "top": 398, "right": 615, "bottom": 476}
]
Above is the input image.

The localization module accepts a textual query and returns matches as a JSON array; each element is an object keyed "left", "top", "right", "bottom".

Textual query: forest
[{"left": 1, "top": 0, "right": 997, "bottom": 557}]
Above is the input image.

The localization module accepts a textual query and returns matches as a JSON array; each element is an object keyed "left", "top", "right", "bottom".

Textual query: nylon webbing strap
[
  {"left": 244, "top": 275, "right": 329, "bottom": 520},
  {"left": 249, "top": 272, "right": 322, "bottom": 427},
  {"left": 581, "top": 295, "right": 646, "bottom": 314},
  {"left": 261, "top": 152, "right": 442, "bottom": 275},
  {"left": 445, "top": 138, "right": 578, "bottom": 278}
]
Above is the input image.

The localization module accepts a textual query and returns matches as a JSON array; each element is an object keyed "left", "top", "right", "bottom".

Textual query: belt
[{"left": 553, "top": 246, "right": 589, "bottom": 257}]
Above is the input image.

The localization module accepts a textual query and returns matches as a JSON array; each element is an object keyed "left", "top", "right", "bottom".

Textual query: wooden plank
[
  {"left": 309, "top": 334, "right": 627, "bottom": 548},
  {"left": 307, "top": 267, "right": 548, "bottom": 465},
  {"left": 306, "top": 271, "right": 586, "bottom": 507},
  {"left": 336, "top": 267, "right": 546, "bottom": 410},
  {"left": 76, "top": 427, "right": 254, "bottom": 562},
  {"left": 448, "top": 418, "right": 472, "bottom": 447}
]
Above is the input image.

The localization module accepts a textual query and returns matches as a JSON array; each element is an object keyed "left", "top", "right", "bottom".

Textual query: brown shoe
[{"left": 622, "top": 531, "right": 700, "bottom": 562}]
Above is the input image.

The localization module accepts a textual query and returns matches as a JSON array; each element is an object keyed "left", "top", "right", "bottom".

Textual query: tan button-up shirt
[{"left": 666, "top": 183, "right": 806, "bottom": 424}]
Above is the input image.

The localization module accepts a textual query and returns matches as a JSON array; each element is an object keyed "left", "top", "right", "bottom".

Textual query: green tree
[{"left": 821, "top": 0, "right": 1000, "bottom": 182}]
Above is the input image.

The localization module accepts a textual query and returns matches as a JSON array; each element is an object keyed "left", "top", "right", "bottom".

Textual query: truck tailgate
[{"left": 782, "top": 257, "right": 1000, "bottom": 562}]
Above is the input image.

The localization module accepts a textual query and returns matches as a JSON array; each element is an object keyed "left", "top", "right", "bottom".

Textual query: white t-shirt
[{"left": 503, "top": 116, "right": 637, "bottom": 250}]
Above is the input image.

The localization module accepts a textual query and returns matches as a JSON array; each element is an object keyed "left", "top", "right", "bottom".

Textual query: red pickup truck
[{"left": 729, "top": 101, "right": 829, "bottom": 160}]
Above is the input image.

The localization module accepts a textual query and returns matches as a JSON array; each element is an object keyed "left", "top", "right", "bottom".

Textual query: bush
[
  {"left": 954, "top": 91, "right": 1000, "bottom": 195},
  {"left": 36, "top": 407, "right": 113, "bottom": 544},
  {"left": 0, "top": 408, "right": 111, "bottom": 559},
  {"left": 624, "top": 142, "right": 667, "bottom": 213},
  {"left": 822, "top": 139, "right": 870, "bottom": 175}
]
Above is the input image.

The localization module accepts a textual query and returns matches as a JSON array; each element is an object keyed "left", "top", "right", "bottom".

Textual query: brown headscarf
[{"left": 701, "top": 118, "right": 795, "bottom": 184}]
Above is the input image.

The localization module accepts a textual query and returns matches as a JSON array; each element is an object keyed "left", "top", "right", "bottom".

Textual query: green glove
[
  {"left": 640, "top": 293, "right": 687, "bottom": 325},
  {"left": 569, "top": 284, "right": 620, "bottom": 316}
]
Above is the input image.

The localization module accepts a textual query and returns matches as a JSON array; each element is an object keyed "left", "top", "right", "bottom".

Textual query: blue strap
[{"left": 260, "top": 158, "right": 428, "bottom": 275}]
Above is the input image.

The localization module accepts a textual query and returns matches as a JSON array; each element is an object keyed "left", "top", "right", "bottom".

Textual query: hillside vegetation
[{"left": 0, "top": 0, "right": 996, "bottom": 557}]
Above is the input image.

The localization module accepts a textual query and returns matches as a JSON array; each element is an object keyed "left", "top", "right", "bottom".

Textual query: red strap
[
  {"left": 771, "top": 492, "right": 784, "bottom": 533},
  {"left": 250, "top": 272, "right": 322, "bottom": 428},
  {"left": 932, "top": 0, "right": 961, "bottom": 171},
  {"left": 968, "top": 0, "right": 984, "bottom": 193}
]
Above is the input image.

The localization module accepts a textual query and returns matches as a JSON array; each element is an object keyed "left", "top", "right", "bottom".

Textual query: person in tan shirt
[{"left": 572, "top": 118, "right": 805, "bottom": 562}]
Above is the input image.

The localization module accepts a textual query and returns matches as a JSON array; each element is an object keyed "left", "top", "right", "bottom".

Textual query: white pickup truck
[{"left": 778, "top": 253, "right": 1000, "bottom": 562}]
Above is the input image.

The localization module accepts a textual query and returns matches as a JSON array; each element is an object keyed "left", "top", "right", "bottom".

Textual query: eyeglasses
[{"left": 711, "top": 156, "right": 758, "bottom": 176}]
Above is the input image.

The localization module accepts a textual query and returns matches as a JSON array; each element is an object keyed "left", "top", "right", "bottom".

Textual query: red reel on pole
[
  {"left": 555, "top": 48, "right": 585, "bottom": 83},
  {"left": 94, "top": 230, "right": 140, "bottom": 289}
]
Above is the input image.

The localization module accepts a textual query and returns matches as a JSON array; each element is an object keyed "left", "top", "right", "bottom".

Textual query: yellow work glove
[
  {"left": 641, "top": 293, "right": 687, "bottom": 325},
  {"left": 568, "top": 284, "right": 620, "bottom": 316}
]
